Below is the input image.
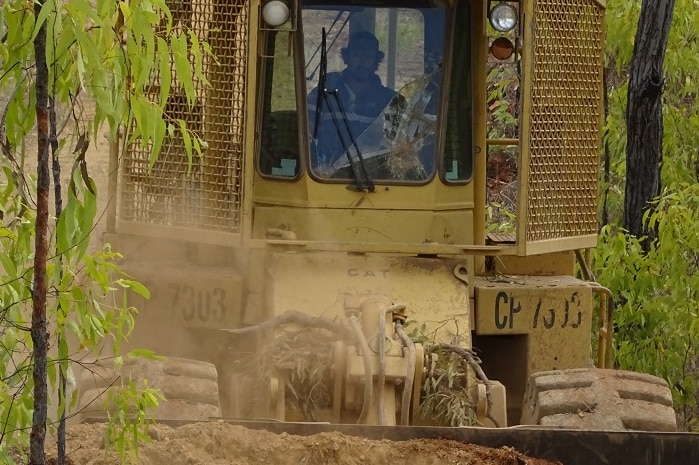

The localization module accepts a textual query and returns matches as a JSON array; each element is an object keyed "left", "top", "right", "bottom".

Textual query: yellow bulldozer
[{"left": 78, "top": 0, "right": 698, "bottom": 462}]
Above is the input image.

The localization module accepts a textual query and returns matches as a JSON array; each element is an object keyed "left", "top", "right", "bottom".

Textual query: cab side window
[
  {"left": 258, "top": 30, "right": 302, "bottom": 178},
  {"left": 442, "top": 0, "right": 473, "bottom": 182}
]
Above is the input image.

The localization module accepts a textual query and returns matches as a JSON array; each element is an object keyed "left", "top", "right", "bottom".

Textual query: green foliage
[
  {"left": 1, "top": 0, "right": 210, "bottom": 460},
  {"left": 405, "top": 322, "right": 479, "bottom": 426},
  {"left": 595, "top": 188, "right": 699, "bottom": 429},
  {"left": 104, "top": 378, "right": 164, "bottom": 465},
  {"left": 485, "top": 60, "right": 519, "bottom": 230},
  {"left": 419, "top": 346, "right": 477, "bottom": 427},
  {"left": 405, "top": 319, "right": 430, "bottom": 345},
  {"left": 598, "top": 0, "right": 699, "bottom": 431},
  {"left": 486, "top": 65, "right": 519, "bottom": 139},
  {"left": 485, "top": 202, "right": 516, "bottom": 234},
  {"left": 0, "top": 160, "right": 147, "bottom": 456},
  {"left": 1, "top": 0, "right": 208, "bottom": 163}
]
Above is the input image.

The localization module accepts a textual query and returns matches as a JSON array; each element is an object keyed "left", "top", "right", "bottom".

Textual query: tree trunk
[
  {"left": 624, "top": 0, "right": 676, "bottom": 251},
  {"left": 30, "top": 0, "right": 50, "bottom": 464}
]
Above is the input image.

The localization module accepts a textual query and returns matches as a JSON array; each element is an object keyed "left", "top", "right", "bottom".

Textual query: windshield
[{"left": 303, "top": 4, "right": 447, "bottom": 184}]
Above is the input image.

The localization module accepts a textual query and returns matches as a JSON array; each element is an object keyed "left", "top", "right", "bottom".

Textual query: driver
[{"left": 308, "top": 31, "right": 397, "bottom": 175}]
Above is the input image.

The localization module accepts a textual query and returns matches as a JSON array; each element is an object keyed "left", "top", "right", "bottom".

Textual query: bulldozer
[{"left": 78, "top": 0, "right": 699, "bottom": 463}]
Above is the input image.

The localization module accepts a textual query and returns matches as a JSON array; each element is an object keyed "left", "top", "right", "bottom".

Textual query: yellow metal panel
[
  {"left": 472, "top": 0, "right": 488, "bottom": 248},
  {"left": 517, "top": 0, "right": 605, "bottom": 255},
  {"left": 252, "top": 206, "right": 474, "bottom": 245},
  {"left": 493, "top": 250, "right": 575, "bottom": 276},
  {"left": 252, "top": 173, "right": 475, "bottom": 211},
  {"left": 125, "top": 261, "right": 244, "bottom": 329},
  {"left": 521, "top": 234, "right": 599, "bottom": 256},
  {"left": 474, "top": 275, "right": 593, "bottom": 372},
  {"left": 474, "top": 275, "right": 591, "bottom": 334},
  {"left": 264, "top": 253, "right": 471, "bottom": 347},
  {"left": 517, "top": 0, "right": 535, "bottom": 253},
  {"left": 244, "top": 0, "right": 267, "bottom": 242},
  {"left": 114, "top": 221, "right": 239, "bottom": 247},
  {"left": 117, "top": 260, "right": 244, "bottom": 361}
]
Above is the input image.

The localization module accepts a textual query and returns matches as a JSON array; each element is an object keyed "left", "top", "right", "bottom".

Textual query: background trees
[
  {"left": 623, "top": 0, "right": 676, "bottom": 250},
  {"left": 599, "top": 0, "right": 699, "bottom": 430}
]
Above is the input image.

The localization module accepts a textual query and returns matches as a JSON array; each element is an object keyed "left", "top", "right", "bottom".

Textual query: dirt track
[{"left": 45, "top": 421, "right": 561, "bottom": 465}]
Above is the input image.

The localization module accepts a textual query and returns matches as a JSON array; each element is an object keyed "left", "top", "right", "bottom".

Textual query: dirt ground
[{"left": 43, "top": 421, "right": 561, "bottom": 465}]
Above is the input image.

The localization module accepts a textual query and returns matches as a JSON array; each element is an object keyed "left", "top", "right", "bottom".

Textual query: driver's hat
[{"left": 346, "top": 31, "right": 380, "bottom": 54}]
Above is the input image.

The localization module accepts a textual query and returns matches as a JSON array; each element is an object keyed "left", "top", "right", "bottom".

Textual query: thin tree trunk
[
  {"left": 50, "top": 94, "right": 67, "bottom": 465},
  {"left": 624, "top": 0, "right": 676, "bottom": 251},
  {"left": 30, "top": 0, "right": 50, "bottom": 463}
]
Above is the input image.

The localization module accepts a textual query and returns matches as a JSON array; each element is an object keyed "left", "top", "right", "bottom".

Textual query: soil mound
[{"left": 45, "top": 421, "right": 561, "bottom": 465}]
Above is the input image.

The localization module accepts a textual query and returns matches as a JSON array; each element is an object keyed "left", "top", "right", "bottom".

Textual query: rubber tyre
[
  {"left": 520, "top": 368, "right": 676, "bottom": 431},
  {"left": 77, "top": 357, "right": 220, "bottom": 421}
]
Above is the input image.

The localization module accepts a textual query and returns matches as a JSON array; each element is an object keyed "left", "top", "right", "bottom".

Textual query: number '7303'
[{"left": 169, "top": 283, "right": 226, "bottom": 323}]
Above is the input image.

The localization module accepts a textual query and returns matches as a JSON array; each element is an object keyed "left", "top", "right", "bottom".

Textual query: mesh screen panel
[
  {"left": 119, "top": 0, "right": 248, "bottom": 233},
  {"left": 525, "top": 0, "right": 603, "bottom": 242}
]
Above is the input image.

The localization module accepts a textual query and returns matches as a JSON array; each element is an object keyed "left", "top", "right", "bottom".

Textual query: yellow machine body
[{"left": 97, "top": 0, "right": 629, "bottom": 432}]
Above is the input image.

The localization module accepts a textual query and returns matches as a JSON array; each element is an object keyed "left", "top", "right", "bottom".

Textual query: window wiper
[
  {"left": 311, "top": 29, "right": 328, "bottom": 140},
  {"left": 324, "top": 90, "right": 375, "bottom": 192},
  {"left": 315, "top": 29, "right": 374, "bottom": 192}
]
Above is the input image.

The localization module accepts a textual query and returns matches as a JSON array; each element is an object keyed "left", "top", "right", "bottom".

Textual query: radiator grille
[
  {"left": 526, "top": 0, "right": 603, "bottom": 242},
  {"left": 119, "top": 0, "right": 248, "bottom": 234}
]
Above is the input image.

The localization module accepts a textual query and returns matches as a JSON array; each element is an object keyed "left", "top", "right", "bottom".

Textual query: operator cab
[{"left": 257, "top": 0, "right": 474, "bottom": 190}]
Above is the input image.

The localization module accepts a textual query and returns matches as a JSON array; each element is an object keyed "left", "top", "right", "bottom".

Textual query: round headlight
[
  {"left": 262, "top": 0, "right": 290, "bottom": 27},
  {"left": 489, "top": 4, "right": 517, "bottom": 33}
]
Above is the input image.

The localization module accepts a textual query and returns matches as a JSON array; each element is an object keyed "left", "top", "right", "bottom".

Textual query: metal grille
[
  {"left": 525, "top": 0, "right": 603, "bottom": 242},
  {"left": 119, "top": 0, "right": 248, "bottom": 234}
]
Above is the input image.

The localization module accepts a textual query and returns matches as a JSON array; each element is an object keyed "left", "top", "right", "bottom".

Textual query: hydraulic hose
[
  {"left": 348, "top": 316, "right": 373, "bottom": 424},
  {"left": 395, "top": 322, "right": 416, "bottom": 426},
  {"left": 377, "top": 304, "right": 406, "bottom": 425}
]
